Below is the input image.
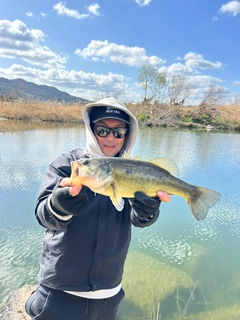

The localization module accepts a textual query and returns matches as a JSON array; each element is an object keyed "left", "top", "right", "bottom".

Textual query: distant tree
[
  {"left": 231, "top": 94, "right": 240, "bottom": 106},
  {"left": 192, "top": 85, "right": 225, "bottom": 122},
  {"left": 167, "top": 73, "right": 192, "bottom": 106},
  {"left": 93, "top": 90, "right": 124, "bottom": 102},
  {"left": 138, "top": 64, "right": 166, "bottom": 102},
  {"left": 200, "top": 85, "right": 225, "bottom": 106}
]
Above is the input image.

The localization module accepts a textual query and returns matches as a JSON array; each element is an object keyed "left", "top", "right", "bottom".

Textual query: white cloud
[
  {"left": 233, "top": 81, "right": 240, "bottom": 85},
  {"left": 53, "top": 2, "right": 101, "bottom": 19},
  {"left": 188, "top": 75, "right": 223, "bottom": 88},
  {"left": 159, "top": 52, "right": 223, "bottom": 75},
  {"left": 184, "top": 52, "right": 223, "bottom": 70},
  {"left": 0, "top": 19, "right": 67, "bottom": 69},
  {"left": 53, "top": 2, "right": 89, "bottom": 19},
  {"left": 212, "top": 16, "right": 218, "bottom": 22},
  {"left": 219, "top": 1, "right": 240, "bottom": 16},
  {"left": 158, "top": 63, "right": 195, "bottom": 75},
  {"left": 86, "top": 3, "right": 100, "bottom": 16},
  {"left": 135, "top": 0, "right": 152, "bottom": 6},
  {"left": 25, "top": 11, "right": 34, "bottom": 17},
  {"left": 0, "top": 20, "right": 44, "bottom": 45},
  {"left": 40, "top": 13, "right": 47, "bottom": 19},
  {"left": 75, "top": 40, "right": 165, "bottom": 67}
]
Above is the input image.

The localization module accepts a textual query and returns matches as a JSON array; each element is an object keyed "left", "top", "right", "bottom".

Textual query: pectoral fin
[
  {"left": 110, "top": 196, "right": 125, "bottom": 211},
  {"left": 109, "top": 181, "right": 125, "bottom": 211}
]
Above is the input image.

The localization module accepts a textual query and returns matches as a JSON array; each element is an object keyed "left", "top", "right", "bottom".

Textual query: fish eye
[{"left": 83, "top": 159, "right": 89, "bottom": 165}]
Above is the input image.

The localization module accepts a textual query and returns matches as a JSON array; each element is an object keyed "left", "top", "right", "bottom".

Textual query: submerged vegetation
[
  {"left": 118, "top": 250, "right": 240, "bottom": 320},
  {"left": 1, "top": 99, "right": 239, "bottom": 132}
]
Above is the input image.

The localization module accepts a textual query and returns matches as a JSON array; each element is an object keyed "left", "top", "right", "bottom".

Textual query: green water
[{"left": 0, "top": 120, "right": 239, "bottom": 319}]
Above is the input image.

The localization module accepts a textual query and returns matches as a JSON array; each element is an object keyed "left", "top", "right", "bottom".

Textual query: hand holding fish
[
  {"left": 130, "top": 192, "right": 161, "bottom": 222},
  {"left": 60, "top": 177, "right": 83, "bottom": 196},
  {"left": 157, "top": 191, "right": 171, "bottom": 202},
  {"left": 50, "top": 179, "right": 88, "bottom": 216}
]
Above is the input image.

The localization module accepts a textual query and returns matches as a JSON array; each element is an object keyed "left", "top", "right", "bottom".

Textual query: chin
[{"left": 103, "top": 148, "right": 118, "bottom": 157}]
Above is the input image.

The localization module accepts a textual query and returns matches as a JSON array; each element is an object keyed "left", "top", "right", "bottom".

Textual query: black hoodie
[{"left": 36, "top": 98, "right": 159, "bottom": 292}]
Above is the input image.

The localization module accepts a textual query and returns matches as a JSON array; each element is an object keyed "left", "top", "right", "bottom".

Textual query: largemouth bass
[{"left": 69, "top": 153, "right": 222, "bottom": 221}]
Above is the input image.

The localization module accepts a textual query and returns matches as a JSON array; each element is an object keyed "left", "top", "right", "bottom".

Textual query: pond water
[{"left": 0, "top": 120, "right": 239, "bottom": 319}]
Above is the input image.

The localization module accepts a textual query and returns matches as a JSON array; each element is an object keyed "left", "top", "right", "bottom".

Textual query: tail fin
[{"left": 187, "top": 187, "right": 222, "bottom": 221}]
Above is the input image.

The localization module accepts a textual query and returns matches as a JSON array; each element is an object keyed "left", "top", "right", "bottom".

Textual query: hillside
[{"left": 0, "top": 77, "right": 88, "bottom": 103}]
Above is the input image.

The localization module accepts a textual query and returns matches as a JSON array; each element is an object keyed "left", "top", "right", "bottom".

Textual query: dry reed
[
  {"left": 0, "top": 100, "right": 85, "bottom": 123},
  {"left": 0, "top": 100, "right": 240, "bottom": 131}
]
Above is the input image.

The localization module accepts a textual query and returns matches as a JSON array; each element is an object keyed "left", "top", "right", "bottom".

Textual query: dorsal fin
[
  {"left": 122, "top": 151, "right": 180, "bottom": 177},
  {"left": 149, "top": 157, "right": 180, "bottom": 177},
  {"left": 122, "top": 150, "right": 131, "bottom": 159}
]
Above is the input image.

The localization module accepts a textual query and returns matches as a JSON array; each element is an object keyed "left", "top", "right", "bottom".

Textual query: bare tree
[
  {"left": 200, "top": 85, "right": 225, "bottom": 106},
  {"left": 93, "top": 90, "right": 124, "bottom": 102},
  {"left": 167, "top": 73, "right": 192, "bottom": 106},
  {"left": 192, "top": 85, "right": 225, "bottom": 121},
  {"left": 138, "top": 64, "right": 166, "bottom": 102},
  {"left": 231, "top": 94, "right": 240, "bottom": 106}
]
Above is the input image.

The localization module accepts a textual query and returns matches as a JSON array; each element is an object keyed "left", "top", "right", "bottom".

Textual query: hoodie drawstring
[{"left": 85, "top": 298, "right": 89, "bottom": 314}]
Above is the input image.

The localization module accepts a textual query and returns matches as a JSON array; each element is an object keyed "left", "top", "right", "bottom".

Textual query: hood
[{"left": 83, "top": 97, "right": 139, "bottom": 157}]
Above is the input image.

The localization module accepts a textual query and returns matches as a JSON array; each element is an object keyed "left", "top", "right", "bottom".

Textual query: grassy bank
[
  {"left": 0, "top": 100, "right": 85, "bottom": 123},
  {"left": 0, "top": 100, "right": 240, "bottom": 132}
]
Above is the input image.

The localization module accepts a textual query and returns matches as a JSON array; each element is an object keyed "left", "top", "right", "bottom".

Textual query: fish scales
[
  {"left": 107, "top": 159, "right": 194, "bottom": 198},
  {"left": 69, "top": 155, "right": 222, "bottom": 221}
]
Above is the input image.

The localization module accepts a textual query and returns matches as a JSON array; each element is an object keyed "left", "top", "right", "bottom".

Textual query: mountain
[{"left": 0, "top": 77, "right": 88, "bottom": 103}]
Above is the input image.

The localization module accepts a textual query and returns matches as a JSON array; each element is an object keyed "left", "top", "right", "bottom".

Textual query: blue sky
[{"left": 0, "top": 0, "right": 240, "bottom": 103}]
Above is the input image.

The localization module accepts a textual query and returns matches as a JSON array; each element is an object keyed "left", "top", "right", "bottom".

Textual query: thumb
[
  {"left": 157, "top": 191, "right": 171, "bottom": 203},
  {"left": 60, "top": 177, "right": 83, "bottom": 196}
]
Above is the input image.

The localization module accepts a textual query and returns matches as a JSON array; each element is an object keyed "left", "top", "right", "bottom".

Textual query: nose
[{"left": 105, "top": 130, "right": 115, "bottom": 140}]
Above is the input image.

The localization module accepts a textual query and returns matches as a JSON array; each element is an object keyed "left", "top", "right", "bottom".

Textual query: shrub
[{"left": 137, "top": 113, "right": 150, "bottom": 122}]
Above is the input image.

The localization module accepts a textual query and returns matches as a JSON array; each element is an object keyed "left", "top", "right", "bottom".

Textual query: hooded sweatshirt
[
  {"left": 35, "top": 97, "right": 158, "bottom": 293},
  {"left": 83, "top": 97, "right": 139, "bottom": 157}
]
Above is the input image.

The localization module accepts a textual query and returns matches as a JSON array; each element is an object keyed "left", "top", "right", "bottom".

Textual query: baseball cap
[{"left": 90, "top": 106, "right": 130, "bottom": 124}]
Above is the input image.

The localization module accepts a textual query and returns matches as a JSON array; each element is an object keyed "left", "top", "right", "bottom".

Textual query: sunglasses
[{"left": 94, "top": 126, "right": 128, "bottom": 139}]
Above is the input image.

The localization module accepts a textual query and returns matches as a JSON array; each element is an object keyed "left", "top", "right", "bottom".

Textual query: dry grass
[
  {"left": 179, "top": 104, "right": 240, "bottom": 130},
  {"left": 0, "top": 100, "right": 85, "bottom": 123},
  {"left": 215, "top": 104, "right": 240, "bottom": 124},
  {"left": 0, "top": 100, "right": 240, "bottom": 131}
]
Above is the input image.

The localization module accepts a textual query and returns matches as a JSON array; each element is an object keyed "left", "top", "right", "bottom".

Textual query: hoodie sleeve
[{"left": 35, "top": 153, "right": 75, "bottom": 230}]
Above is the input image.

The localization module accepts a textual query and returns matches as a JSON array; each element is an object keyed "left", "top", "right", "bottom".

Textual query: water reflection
[{"left": 0, "top": 120, "right": 240, "bottom": 319}]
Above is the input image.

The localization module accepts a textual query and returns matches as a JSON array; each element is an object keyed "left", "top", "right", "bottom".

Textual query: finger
[
  {"left": 69, "top": 185, "right": 82, "bottom": 196},
  {"left": 60, "top": 177, "right": 71, "bottom": 187},
  {"left": 60, "top": 178, "right": 82, "bottom": 196},
  {"left": 157, "top": 191, "right": 171, "bottom": 203}
]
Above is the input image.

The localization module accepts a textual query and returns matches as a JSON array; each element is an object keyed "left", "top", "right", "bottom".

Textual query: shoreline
[
  {"left": 0, "top": 116, "right": 239, "bottom": 133},
  {"left": 0, "top": 285, "right": 36, "bottom": 320},
  {"left": 0, "top": 100, "right": 240, "bottom": 133}
]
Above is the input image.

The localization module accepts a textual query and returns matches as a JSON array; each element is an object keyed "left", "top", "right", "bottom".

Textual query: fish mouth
[{"left": 71, "top": 161, "right": 83, "bottom": 179}]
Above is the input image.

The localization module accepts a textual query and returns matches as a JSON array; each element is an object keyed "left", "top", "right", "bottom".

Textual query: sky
[{"left": 0, "top": 0, "right": 240, "bottom": 103}]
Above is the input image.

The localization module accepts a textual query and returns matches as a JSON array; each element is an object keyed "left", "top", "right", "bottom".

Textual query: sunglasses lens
[
  {"left": 112, "top": 128, "right": 128, "bottom": 138},
  {"left": 95, "top": 126, "right": 128, "bottom": 139},
  {"left": 95, "top": 127, "right": 110, "bottom": 137}
]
